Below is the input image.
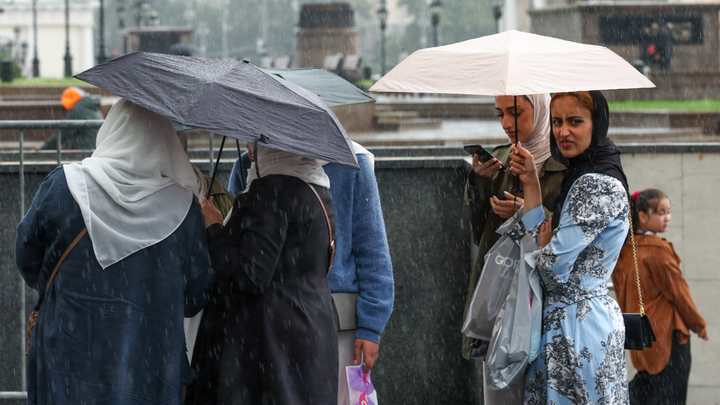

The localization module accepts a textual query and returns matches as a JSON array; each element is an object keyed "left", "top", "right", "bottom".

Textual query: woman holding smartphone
[{"left": 461, "top": 94, "right": 567, "bottom": 360}]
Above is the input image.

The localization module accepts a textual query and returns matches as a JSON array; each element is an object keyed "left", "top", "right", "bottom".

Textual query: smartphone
[{"left": 463, "top": 144, "right": 506, "bottom": 169}]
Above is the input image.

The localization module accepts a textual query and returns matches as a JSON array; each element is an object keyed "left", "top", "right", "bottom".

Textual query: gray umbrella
[
  {"left": 260, "top": 67, "right": 374, "bottom": 107},
  {"left": 74, "top": 52, "right": 359, "bottom": 170}
]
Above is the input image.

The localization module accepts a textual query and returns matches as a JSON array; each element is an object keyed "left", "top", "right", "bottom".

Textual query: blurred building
[
  {"left": 121, "top": 27, "right": 193, "bottom": 54},
  {"left": 0, "top": 0, "right": 99, "bottom": 78},
  {"left": 296, "top": 3, "right": 359, "bottom": 68},
  {"left": 296, "top": 3, "right": 364, "bottom": 81}
]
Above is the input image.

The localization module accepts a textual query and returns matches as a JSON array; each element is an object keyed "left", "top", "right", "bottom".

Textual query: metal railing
[
  {"left": 0, "top": 120, "right": 230, "bottom": 398},
  {"left": 0, "top": 120, "right": 106, "bottom": 399}
]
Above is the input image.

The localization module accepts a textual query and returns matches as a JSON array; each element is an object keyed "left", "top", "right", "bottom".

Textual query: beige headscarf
[
  {"left": 244, "top": 145, "right": 330, "bottom": 192},
  {"left": 520, "top": 94, "right": 552, "bottom": 172},
  {"left": 64, "top": 99, "right": 200, "bottom": 269}
]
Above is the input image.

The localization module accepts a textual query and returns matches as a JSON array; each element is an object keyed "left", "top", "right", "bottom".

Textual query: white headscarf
[
  {"left": 245, "top": 145, "right": 330, "bottom": 192},
  {"left": 520, "top": 93, "right": 552, "bottom": 172},
  {"left": 64, "top": 99, "right": 200, "bottom": 269},
  {"left": 177, "top": 131, "right": 209, "bottom": 198}
]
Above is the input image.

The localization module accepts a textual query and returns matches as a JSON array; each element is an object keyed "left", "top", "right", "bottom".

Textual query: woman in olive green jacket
[{"left": 461, "top": 94, "right": 566, "bottom": 359}]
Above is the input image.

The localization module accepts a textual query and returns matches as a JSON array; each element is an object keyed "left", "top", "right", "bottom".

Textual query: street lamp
[
  {"left": 377, "top": 0, "right": 387, "bottom": 76},
  {"left": 13, "top": 26, "right": 20, "bottom": 60},
  {"left": 493, "top": 5, "right": 502, "bottom": 33},
  {"left": 97, "top": 0, "right": 107, "bottom": 64},
  {"left": 117, "top": 0, "right": 127, "bottom": 54},
  {"left": 63, "top": 0, "right": 72, "bottom": 77},
  {"left": 32, "top": 0, "right": 39, "bottom": 77},
  {"left": 429, "top": 0, "right": 441, "bottom": 47}
]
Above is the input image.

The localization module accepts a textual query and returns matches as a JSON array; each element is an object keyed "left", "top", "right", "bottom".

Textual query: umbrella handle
[
  {"left": 513, "top": 96, "right": 520, "bottom": 193},
  {"left": 254, "top": 140, "right": 260, "bottom": 179},
  {"left": 206, "top": 135, "right": 227, "bottom": 200}
]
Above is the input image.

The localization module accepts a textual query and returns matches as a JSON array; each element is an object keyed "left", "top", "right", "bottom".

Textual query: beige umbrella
[{"left": 369, "top": 30, "right": 655, "bottom": 96}]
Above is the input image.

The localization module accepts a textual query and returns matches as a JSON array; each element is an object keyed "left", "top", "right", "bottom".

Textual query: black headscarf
[{"left": 549, "top": 90, "right": 629, "bottom": 229}]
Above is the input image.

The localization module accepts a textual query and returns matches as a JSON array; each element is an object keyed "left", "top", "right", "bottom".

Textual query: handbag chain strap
[{"left": 628, "top": 204, "right": 645, "bottom": 316}]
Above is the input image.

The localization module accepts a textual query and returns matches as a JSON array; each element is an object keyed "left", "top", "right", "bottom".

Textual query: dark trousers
[{"left": 629, "top": 331, "right": 691, "bottom": 405}]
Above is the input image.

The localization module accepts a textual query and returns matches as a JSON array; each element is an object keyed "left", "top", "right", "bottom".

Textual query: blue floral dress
[{"left": 517, "top": 173, "right": 630, "bottom": 405}]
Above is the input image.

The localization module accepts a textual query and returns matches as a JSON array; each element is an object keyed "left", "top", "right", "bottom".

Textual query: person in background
[
  {"left": 462, "top": 94, "right": 566, "bottom": 360},
  {"left": 612, "top": 188, "right": 708, "bottom": 405},
  {"left": 188, "top": 144, "right": 338, "bottom": 405},
  {"left": 226, "top": 142, "right": 394, "bottom": 405},
  {"left": 656, "top": 20, "right": 674, "bottom": 71},
  {"left": 16, "top": 99, "right": 214, "bottom": 405},
  {"left": 39, "top": 87, "right": 103, "bottom": 150},
  {"left": 323, "top": 142, "right": 394, "bottom": 404}
]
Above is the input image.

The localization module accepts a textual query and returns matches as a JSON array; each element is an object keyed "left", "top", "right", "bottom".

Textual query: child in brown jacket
[{"left": 613, "top": 188, "right": 708, "bottom": 405}]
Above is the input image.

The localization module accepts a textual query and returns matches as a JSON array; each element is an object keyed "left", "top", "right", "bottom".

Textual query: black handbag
[
  {"left": 623, "top": 313, "right": 655, "bottom": 351},
  {"left": 623, "top": 206, "right": 656, "bottom": 351}
]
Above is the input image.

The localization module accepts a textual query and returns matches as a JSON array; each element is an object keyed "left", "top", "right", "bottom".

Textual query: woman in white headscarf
[
  {"left": 461, "top": 94, "right": 568, "bottom": 361},
  {"left": 187, "top": 145, "right": 338, "bottom": 405},
  {"left": 16, "top": 99, "right": 214, "bottom": 405}
]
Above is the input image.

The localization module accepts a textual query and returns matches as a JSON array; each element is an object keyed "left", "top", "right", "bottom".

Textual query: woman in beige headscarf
[{"left": 462, "top": 94, "right": 567, "bottom": 360}]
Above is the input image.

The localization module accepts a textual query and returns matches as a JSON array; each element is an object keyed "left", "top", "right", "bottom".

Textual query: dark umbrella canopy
[
  {"left": 75, "top": 52, "right": 358, "bottom": 169},
  {"left": 260, "top": 67, "right": 374, "bottom": 107}
]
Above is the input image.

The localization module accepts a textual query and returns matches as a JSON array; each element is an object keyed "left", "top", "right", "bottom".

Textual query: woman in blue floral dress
[{"left": 508, "top": 91, "right": 630, "bottom": 405}]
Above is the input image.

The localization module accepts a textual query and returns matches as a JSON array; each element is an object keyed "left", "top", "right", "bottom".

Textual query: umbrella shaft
[{"left": 207, "top": 136, "right": 227, "bottom": 200}]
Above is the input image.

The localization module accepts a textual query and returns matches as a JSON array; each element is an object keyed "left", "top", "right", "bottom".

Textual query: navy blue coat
[{"left": 15, "top": 167, "right": 214, "bottom": 405}]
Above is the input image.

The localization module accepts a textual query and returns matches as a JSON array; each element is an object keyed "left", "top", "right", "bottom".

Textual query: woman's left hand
[
  {"left": 539, "top": 220, "right": 552, "bottom": 248},
  {"left": 200, "top": 197, "right": 223, "bottom": 228},
  {"left": 491, "top": 192, "right": 524, "bottom": 219}
]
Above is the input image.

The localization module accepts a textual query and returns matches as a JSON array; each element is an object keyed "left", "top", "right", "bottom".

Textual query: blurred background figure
[
  {"left": 642, "top": 20, "right": 674, "bottom": 72},
  {"left": 322, "top": 143, "right": 394, "bottom": 404},
  {"left": 39, "top": 87, "right": 103, "bottom": 150}
]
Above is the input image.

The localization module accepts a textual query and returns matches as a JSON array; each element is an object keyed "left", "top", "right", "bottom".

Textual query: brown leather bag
[
  {"left": 26, "top": 227, "right": 87, "bottom": 357},
  {"left": 305, "top": 183, "right": 335, "bottom": 274}
]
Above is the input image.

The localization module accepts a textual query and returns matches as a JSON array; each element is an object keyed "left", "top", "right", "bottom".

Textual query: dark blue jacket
[{"left": 16, "top": 167, "right": 213, "bottom": 405}]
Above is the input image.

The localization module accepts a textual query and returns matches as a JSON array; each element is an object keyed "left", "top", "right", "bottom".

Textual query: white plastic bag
[
  {"left": 485, "top": 230, "right": 542, "bottom": 390},
  {"left": 346, "top": 364, "right": 378, "bottom": 405}
]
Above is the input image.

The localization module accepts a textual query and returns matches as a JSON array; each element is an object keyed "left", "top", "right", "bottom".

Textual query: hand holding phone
[{"left": 464, "top": 144, "right": 505, "bottom": 182}]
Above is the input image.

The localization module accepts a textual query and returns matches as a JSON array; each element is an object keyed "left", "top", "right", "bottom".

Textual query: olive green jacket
[
  {"left": 461, "top": 144, "right": 567, "bottom": 359},
  {"left": 41, "top": 97, "right": 104, "bottom": 150},
  {"left": 204, "top": 175, "right": 235, "bottom": 219}
]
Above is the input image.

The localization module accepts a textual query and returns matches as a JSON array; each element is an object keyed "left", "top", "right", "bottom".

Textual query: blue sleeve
[
  {"left": 352, "top": 155, "right": 395, "bottom": 343},
  {"left": 183, "top": 199, "right": 215, "bottom": 317},
  {"left": 227, "top": 153, "right": 253, "bottom": 197},
  {"left": 521, "top": 205, "right": 546, "bottom": 231},
  {"left": 228, "top": 157, "right": 244, "bottom": 197}
]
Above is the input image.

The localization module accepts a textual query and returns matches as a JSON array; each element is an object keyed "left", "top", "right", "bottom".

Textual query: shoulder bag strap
[
  {"left": 44, "top": 227, "right": 88, "bottom": 296},
  {"left": 627, "top": 203, "right": 645, "bottom": 316},
  {"left": 305, "top": 183, "right": 336, "bottom": 275}
]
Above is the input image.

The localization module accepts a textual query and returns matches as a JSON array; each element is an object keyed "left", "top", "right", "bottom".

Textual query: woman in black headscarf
[{"left": 508, "top": 91, "right": 630, "bottom": 404}]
